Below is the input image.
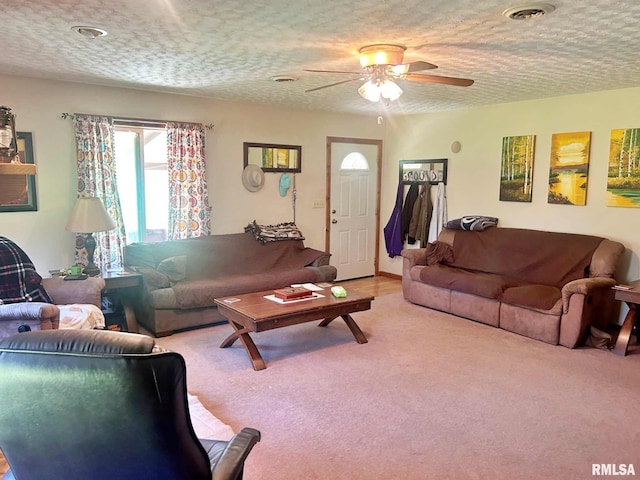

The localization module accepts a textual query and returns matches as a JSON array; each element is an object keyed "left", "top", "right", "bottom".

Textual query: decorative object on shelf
[
  {"left": 244, "top": 142, "right": 301, "bottom": 173},
  {"left": 548, "top": 131, "right": 591, "bottom": 206},
  {"left": 499, "top": 135, "right": 536, "bottom": 202},
  {"left": 0, "top": 132, "right": 38, "bottom": 212},
  {"left": 607, "top": 127, "right": 640, "bottom": 208},
  {"left": 0, "top": 106, "right": 37, "bottom": 175},
  {"left": 241, "top": 164, "right": 265, "bottom": 192},
  {"left": 65, "top": 197, "right": 116, "bottom": 276},
  {"left": 399, "top": 159, "right": 447, "bottom": 185},
  {"left": 0, "top": 106, "right": 18, "bottom": 159}
]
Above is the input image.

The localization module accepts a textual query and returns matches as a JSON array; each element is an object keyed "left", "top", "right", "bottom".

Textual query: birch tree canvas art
[
  {"left": 548, "top": 131, "right": 591, "bottom": 205},
  {"left": 607, "top": 128, "right": 640, "bottom": 207},
  {"left": 500, "top": 135, "right": 536, "bottom": 202}
]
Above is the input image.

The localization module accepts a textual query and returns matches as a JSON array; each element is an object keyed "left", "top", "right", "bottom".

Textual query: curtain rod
[{"left": 61, "top": 112, "right": 214, "bottom": 130}]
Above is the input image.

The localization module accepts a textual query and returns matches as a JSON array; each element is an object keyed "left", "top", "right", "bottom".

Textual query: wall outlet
[{"left": 312, "top": 199, "right": 325, "bottom": 209}]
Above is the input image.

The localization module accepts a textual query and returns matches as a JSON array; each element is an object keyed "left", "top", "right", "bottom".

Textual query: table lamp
[{"left": 65, "top": 197, "right": 115, "bottom": 276}]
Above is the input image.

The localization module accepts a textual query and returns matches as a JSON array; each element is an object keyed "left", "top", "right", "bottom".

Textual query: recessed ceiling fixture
[
  {"left": 70, "top": 26, "right": 108, "bottom": 39},
  {"left": 271, "top": 75, "right": 297, "bottom": 83},
  {"left": 502, "top": 3, "right": 556, "bottom": 20}
]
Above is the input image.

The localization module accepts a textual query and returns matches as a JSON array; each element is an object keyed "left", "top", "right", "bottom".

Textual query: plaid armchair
[{"left": 0, "top": 236, "right": 104, "bottom": 338}]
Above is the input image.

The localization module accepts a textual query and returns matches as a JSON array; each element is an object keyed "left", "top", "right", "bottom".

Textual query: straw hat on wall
[{"left": 241, "top": 164, "right": 265, "bottom": 192}]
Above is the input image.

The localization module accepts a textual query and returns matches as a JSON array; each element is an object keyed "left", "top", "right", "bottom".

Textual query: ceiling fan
[{"left": 305, "top": 44, "right": 474, "bottom": 103}]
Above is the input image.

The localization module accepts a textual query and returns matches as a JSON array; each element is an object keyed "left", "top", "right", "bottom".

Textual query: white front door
[{"left": 328, "top": 140, "right": 380, "bottom": 281}]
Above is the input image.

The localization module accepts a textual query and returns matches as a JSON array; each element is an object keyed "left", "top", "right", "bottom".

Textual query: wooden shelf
[{"left": 0, "top": 163, "right": 37, "bottom": 175}]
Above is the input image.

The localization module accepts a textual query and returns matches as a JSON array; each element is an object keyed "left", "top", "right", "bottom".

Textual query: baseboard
[{"left": 377, "top": 271, "right": 401, "bottom": 281}]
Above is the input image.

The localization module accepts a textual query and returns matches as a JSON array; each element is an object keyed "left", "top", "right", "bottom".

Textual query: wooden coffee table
[{"left": 215, "top": 288, "right": 374, "bottom": 370}]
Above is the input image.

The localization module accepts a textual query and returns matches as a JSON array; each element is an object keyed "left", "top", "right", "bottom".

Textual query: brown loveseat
[
  {"left": 401, "top": 227, "right": 625, "bottom": 347},
  {"left": 124, "top": 232, "right": 337, "bottom": 336}
]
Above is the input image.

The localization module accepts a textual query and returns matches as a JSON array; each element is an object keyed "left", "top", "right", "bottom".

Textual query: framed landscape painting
[
  {"left": 499, "top": 135, "right": 536, "bottom": 202},
  {"left": 607, "top": 128, "right": 640, "bottom": 207},
  {"left": 548, "top": 131, "right": 591, "bottom": 205}
]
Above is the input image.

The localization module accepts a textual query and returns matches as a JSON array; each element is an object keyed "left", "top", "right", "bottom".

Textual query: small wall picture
[
  {"left": 548, "top": 131, "right": 591, "bottom": 205},
  {"left": 499, "top": 135, "right": 536, "bottom": 202},
  {"left": 607, "top": 128, "right": 640, "bottom": 207}
]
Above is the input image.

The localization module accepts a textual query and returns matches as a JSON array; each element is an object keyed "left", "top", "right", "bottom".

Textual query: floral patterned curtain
[
  {"left": 166, "top": 122, "right": 211, "bottom": 239},
  {"left": 73, "top": 115, "right": 126, "bottom": 270}
]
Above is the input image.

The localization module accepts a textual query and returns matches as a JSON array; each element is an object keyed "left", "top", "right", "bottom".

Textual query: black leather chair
[{"left": 0, "top": 329, "right": 260, "bottom": 480}]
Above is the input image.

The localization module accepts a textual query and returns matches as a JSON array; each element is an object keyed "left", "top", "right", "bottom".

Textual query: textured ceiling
[{"left": 3, "top": 0, "right": 640, "bottom": 116}]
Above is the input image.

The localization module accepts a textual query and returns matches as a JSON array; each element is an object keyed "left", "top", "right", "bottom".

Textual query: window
[
  {"left": 114, "top": 126, "right": 168, "bottom": 244},
  {"left": 340, "top": 152, "right": 369, "bottom": 170}
]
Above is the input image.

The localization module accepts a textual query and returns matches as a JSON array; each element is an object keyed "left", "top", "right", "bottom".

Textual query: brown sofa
[
  {"left": 401, "top": 227, "right": 625, "bottom": 347},
  {"left": 124, "top": 232, "right": 337, "bottom": 336}
]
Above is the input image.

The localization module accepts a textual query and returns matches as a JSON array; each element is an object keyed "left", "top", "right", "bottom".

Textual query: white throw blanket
[
  {"left": 428, "top": 182, "right": 448, "bottom": 243},
  {"left": 58, "top": 304, "right": 105, "bottom": 330}
]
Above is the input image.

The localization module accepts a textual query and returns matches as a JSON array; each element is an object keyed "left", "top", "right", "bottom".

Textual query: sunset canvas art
[{"left": 548, "top": 131, "right": 591, "bottom": 205}]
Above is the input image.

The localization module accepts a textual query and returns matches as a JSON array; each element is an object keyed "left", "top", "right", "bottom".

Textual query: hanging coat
[
  {"left": 401, "top": 183, "right": 419, "bottom": 241},
  {"left": 428, "top": 182, "right": 447, "bottom": 243},
  {"left": 383, "top": 182, "right": 405, "bottom": 258}
]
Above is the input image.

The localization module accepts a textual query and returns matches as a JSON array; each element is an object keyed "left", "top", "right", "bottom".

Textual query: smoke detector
[{"left": 502, "top": 3, "right": 556, "bottom": 20}]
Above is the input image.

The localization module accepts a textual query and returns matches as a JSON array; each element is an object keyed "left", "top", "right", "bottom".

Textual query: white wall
[
  {"left": 380, "top": 87, "right": 640, "bottom": 284},
  {"left": 2, "top": 74, "right": 639, "bottom": 286},
  {"left": 0, "top": 75, "right": 383, "bottom": 273}
]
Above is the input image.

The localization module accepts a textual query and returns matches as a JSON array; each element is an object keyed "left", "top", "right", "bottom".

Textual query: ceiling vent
[
  {"left": 271, "top": 75, "right": 297, "bottom": 83},
  {"left": 502, "top": 3, "right": 556, "bottom": 20},
  {"left": 71, "top": 26, "right": 108, "bottom": 39}
]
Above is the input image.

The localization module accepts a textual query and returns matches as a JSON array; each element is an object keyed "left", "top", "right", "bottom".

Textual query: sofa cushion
[
  {"left": 424, "top": 241, "right": 454, "bottom": 266},
  {"left": 447, "top": 228, "right": 603, "bottom": 287},
  {"left": 157, "top": 256, "right": 187, "bottom": 283},
  {"left": 418, "top": 264, "right": 522, "bottom": 300},
  {"left": 502, "top": 284, "right": 562, "bottom": 311},
  {"left": 172, "top": 269, "right": 318, "bottom": 309}
]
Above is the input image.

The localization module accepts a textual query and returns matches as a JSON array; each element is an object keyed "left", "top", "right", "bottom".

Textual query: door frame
[{"left": 325, "top": 136, "right": 383, "bottom": 276}]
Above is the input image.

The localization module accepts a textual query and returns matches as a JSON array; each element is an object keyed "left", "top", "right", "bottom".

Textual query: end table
[
  {"left": 612, "top": 280, "right": 640, "bottom": 356},
  {"left": 101, "top": 270, "right": 142, "bottom": 333}
]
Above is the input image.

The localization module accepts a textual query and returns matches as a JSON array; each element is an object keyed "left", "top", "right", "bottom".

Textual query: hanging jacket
[
  {"left": 428, "top": 182, "right": 447, "bottom": 243},
  {"left": 383, "top": 182, "right": 405, "bottom": 258},
  {"left": 401, "top": 183, "right": 419, "bottom": 241}
]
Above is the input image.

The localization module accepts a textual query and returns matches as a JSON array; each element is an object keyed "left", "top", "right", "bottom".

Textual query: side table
[
  {"left": 612, "top": 279, "right": 640, "bottom": 356},
  {"left": 100, "top": 271, "right": 142, "bottom": 333}
]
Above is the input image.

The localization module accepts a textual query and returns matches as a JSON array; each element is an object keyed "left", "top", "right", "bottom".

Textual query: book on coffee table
[{"left": 273, "top": 286, "right": 313, "bottom": 300}]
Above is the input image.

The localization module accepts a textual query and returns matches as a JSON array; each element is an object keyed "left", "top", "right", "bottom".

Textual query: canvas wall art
[
  {"left": 548, "top": 131, "right": 591, "bottom": 205},
  {"left": 499, "top": 135, "right": 536, "bottom": 202},
  {"left": 607, "top": 128, "right": 640, "bottom": 207}
]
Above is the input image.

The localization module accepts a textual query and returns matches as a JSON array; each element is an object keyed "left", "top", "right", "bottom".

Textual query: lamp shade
[{"left": 65, "top": 197, "right": 115, "bottom": 233}]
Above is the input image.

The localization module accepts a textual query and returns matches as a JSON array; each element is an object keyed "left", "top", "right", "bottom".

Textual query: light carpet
[{"left": 156, "top": 292, "right": 640, "bottom": 480}]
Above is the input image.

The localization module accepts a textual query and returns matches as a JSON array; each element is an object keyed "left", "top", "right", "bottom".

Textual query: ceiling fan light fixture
[
  {"left": 379, "top": 79, "right": 403, "bottom": 101},
  {"left": 358, "top": 79, "right": 403, "bottom": 103},
  {"left": 358, "top": 80, "right": 381, "bottom": 102},
  {"left": 359, "top": 44, "right": 406, "bottom": 68}
]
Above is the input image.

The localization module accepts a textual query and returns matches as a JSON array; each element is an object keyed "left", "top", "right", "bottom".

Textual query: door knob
[
  {"left": 331, "top": 219, "right": 337, "bottom": 224},
  {"left": 331, "top": 209, "right": 336, "bottom": 214}
]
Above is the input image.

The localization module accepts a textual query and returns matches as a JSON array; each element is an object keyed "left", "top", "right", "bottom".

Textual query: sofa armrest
[
  {"left": 401, "top": 248, "right": 427, "bottom": 267},
  {"left": 561, "top": 277, "right": 616, "bottom": 314},
  {"left": 308, "top": 253, "right": 331, "bottom": 267},
  {"left": 0, "top": 302, "right": 60, "bottom": 327},
  {"left": 42, "top": 277, "right": 105, "bottom": 308}
]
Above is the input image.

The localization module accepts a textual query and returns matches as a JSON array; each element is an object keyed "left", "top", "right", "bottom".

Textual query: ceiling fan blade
[
  {"left": 304, "top": 69, "right": 363, "bottom": 75},
  {"left": 404, "top": 73, "right": 474, "bottom": 87},
  {"left": 305, "top": 77, "right": 362, "bottom": 93},
  {"left": 405, "top": 61, "right": 439, "bottom": 72}
]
